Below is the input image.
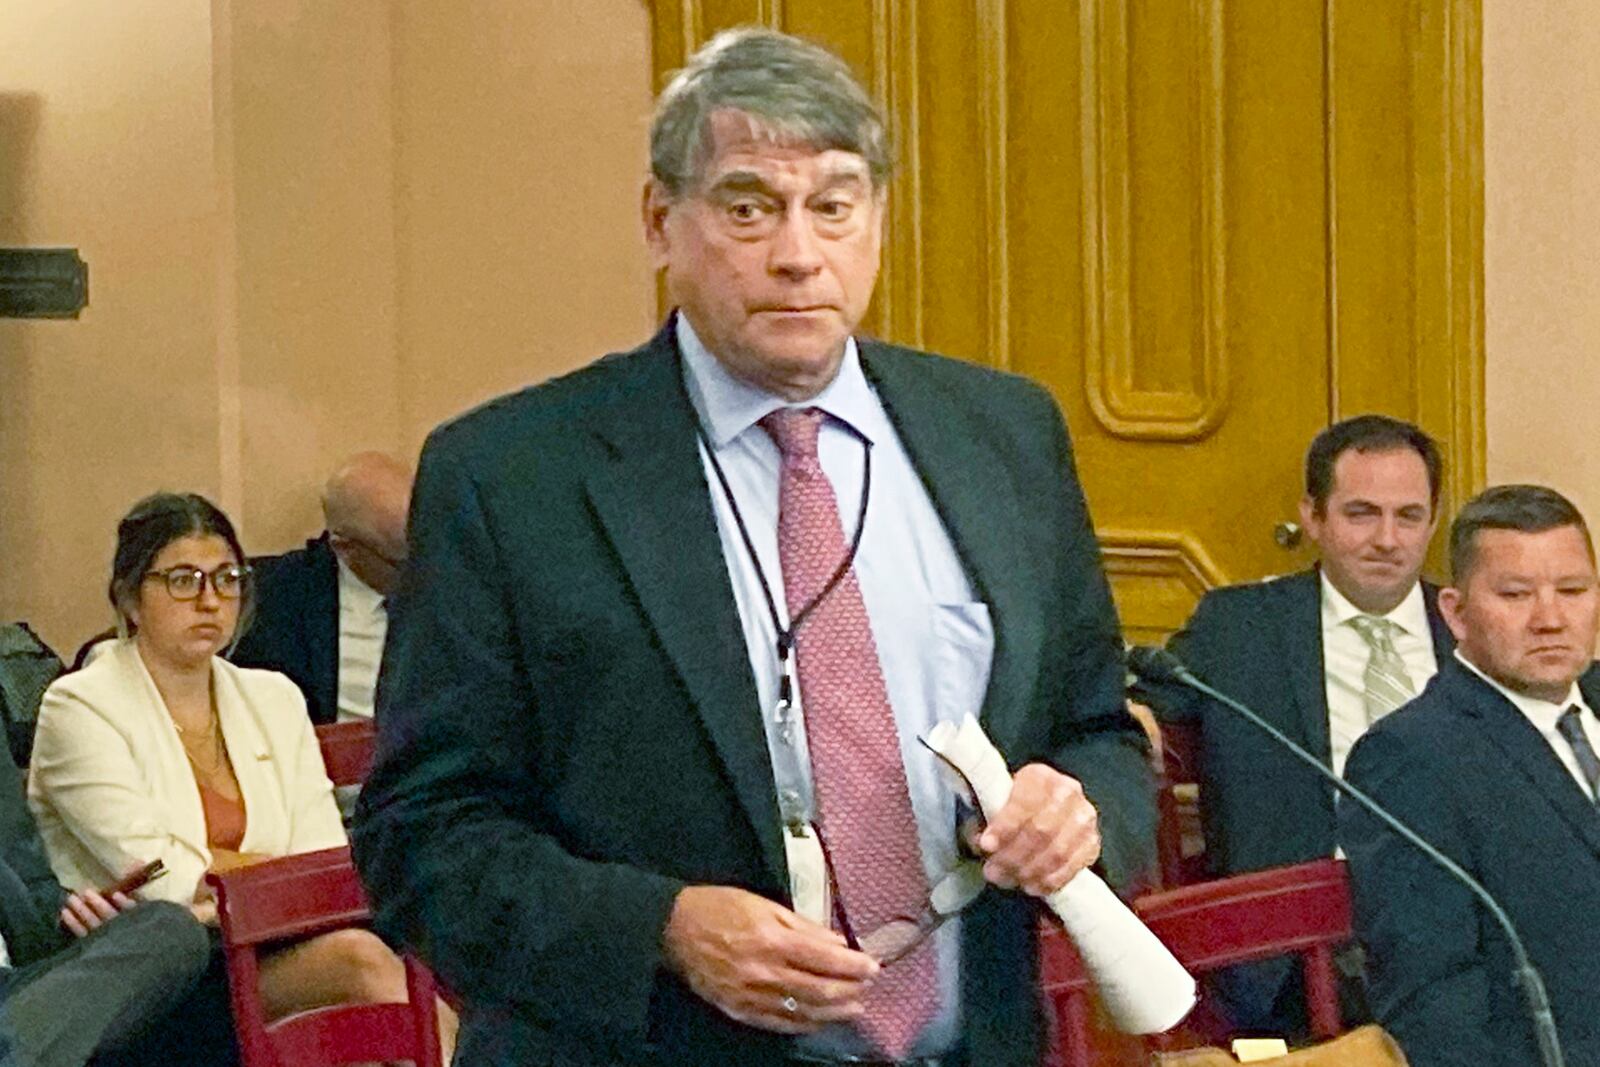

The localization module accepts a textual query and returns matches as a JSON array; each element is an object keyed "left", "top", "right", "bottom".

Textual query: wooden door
[{"left": 651, "top": 1, "right": 1483, "bottom": 643}]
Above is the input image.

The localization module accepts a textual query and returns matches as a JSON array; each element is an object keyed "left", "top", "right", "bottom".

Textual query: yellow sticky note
[{"left": 1232, "top": 1038, "right": 1290, "bottom": 1063}]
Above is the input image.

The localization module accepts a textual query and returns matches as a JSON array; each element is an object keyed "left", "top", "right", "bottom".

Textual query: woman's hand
[{"left": 60, "top": 887, "right": 134, "bottom": 939}]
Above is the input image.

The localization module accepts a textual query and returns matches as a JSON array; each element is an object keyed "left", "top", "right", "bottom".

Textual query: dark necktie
[
  {"left": 762, "top": 407, "right": 936, "bottom": 1060},
  {"left": 1556, "top": 705, "right": 1600, "bottom": 805}
]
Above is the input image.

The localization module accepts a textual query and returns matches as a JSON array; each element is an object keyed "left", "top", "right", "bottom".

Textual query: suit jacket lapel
[
  {"left": 1279, "top": 570, "right": 1332, "bottom": 763},
  {"left": 584, "top": 324, "right": 784, "bottom": 884},
  {"left": 858, "top": 344, "right": 1042, "bottom": 743},
  {"left": 1452, "top": 665, "right": 1600, "bottom": 861}
]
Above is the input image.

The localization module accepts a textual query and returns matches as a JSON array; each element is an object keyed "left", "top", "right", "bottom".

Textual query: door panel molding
[
  {"left": 1081, "top": 0, "right": 1229, "bottom": 442},
  {"left": 1100, "top": 528, "right": 1227, "bottom": 644}
]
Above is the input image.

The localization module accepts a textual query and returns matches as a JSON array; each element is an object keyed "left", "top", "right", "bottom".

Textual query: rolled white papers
[{"left": 923, "top": 714, "right": 1196, "bottom": 1034}]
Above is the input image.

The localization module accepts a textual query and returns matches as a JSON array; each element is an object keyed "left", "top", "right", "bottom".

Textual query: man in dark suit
[
  {"left": 1341, "top": 484, "right": 1600, "bottom": 1067},
  {"left": 1136, "top": 415, "right": 1451, "bottom": 1030},
  {"left": 231, "top": 452, "right": 411, "bottom": 724},
  {"left": 353, "top": 26, "right": 1154, "bottom": 1067},
  {"left": 0, "top": 708, "right": 216, "bottom": 1067}
]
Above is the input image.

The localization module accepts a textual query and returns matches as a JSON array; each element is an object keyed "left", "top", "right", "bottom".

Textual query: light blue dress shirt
[{"left": 678, "top": 315, "right": 996, "bottom": 1059}]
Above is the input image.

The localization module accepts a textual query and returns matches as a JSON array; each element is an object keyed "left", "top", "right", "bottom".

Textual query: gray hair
[{"left": 650, "top": 27, "right": 892, "bottom": 198}]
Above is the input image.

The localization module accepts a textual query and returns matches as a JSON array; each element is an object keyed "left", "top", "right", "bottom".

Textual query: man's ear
[
  {"left": 1438, "top": 585, "right": 1468, "bottom": 642},
  {"left": 1297, "top": 494, "right": 1320, "bottom": 542},
  {"left": 642, "top": 179, "right": 673, "bottom": 268}
]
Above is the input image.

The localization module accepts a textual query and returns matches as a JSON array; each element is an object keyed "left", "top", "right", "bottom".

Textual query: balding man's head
[{"left": 322, "top": 452, "right": 413, "bottom": 596}]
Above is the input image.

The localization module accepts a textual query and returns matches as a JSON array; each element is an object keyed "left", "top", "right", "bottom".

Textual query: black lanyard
[{"left": 693, "top": 413, "right": 872, "bottom": 709}]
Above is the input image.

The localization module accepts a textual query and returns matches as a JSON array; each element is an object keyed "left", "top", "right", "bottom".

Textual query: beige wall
[
  {"left": 0, "top": 1, "right": 655, "bottom": 655},
  {"left": 1484, "top": 0, "right": 1600, "bottom": 525},
  {"left": 0, "top": 1, "right": 225, "bottom": 654}
]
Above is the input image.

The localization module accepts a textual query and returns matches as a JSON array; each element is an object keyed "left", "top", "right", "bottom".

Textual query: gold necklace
[{"left": 177, "top": 706, "right": 229, "bottom": 782}]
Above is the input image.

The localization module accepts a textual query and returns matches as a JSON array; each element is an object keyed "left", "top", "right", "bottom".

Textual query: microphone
[{"left": 1127, "top": 646, "right": 1566, "bottom": 1067}]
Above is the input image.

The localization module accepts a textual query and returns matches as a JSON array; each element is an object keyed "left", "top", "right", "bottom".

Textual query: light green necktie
[{"left": 1349, "top": 615, "right": 1415, "bottom": 724}]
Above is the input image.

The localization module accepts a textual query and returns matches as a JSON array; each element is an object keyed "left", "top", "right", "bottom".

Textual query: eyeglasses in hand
[{"left": 818, "top": 748, "right": 990, "bottom": 966}]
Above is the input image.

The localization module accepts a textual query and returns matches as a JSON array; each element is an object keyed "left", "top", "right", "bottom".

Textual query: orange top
[{"left": 196, "top": 779, "right": 247, "bottom": 852}]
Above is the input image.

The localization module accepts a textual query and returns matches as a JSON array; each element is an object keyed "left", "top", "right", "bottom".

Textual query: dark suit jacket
[
  {"left": 352, "top": 322, "right": 1157, "bottom": 1067},
  {"left": 1135, "top": 569, "right": 1453, "bottom": 1036},
  {"left": 229, "top": 534, "right": 340, "bottom": 725},
  {"left": 1340, "top": 661, "right": 1600, "bottom": 1067},
  {"left": 0, "top": 722, "right": 69, "bottom": 970},
  {"left": 1142, "top": 568, "right": 1453, "bottom": 877}
]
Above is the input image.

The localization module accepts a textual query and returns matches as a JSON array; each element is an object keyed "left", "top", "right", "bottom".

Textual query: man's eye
[
  {"left": 816, "top": 200, "right": 850, "bottom": 219},
  {"left": 728, "top": 202, "right": 762, "bottom": 222}
]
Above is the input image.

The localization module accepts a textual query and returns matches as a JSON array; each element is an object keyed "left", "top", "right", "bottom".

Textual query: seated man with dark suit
[
  {"left": 0, "top": 716, "right": 213, "bottom": 1067},
  {"left": 231, "top": 451, "right": 411, "bottom": 724},
  {"left": 1138, "top": 415, "right": 1453, "bottom": 1030},
  {"left": 1341, "top": 484, "right": 1600, "bottom": 1067},
  {"left": 353, "top": 26, "right": 1155, "bottom": 1067}
]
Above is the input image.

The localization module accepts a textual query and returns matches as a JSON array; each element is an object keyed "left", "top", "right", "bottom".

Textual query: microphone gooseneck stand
[{"left": 1127, "top": 646, "right": 1566, "bottom": 1067}]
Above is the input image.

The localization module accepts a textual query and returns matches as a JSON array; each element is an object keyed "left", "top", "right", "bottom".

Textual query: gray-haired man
[{"left": 355, "top": 27, "right": 1155, "bottom": 1067}]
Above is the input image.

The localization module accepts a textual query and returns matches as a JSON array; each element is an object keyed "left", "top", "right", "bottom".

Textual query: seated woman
[{"left": 28, "top": 492, "right": 422, "bottom": 1033}]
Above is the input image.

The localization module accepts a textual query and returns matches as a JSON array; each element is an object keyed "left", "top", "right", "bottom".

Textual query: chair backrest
[
  {"left": 315, "top": 719, "right": 376, "bottom": 788},
  {"left": 1155, "top": 716, "right": 1206, "bottom": 887},
  {"left": 0, "top": 622, "right": 64, "bottom": 767},
  {"left": 1040, "top": 859, "right": 1353, "bottom": 1067},
  {"left": 207, "top": 846, "right": 441, "bottom": 1067}
]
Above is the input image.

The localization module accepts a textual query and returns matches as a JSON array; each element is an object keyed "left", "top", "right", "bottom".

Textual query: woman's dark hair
[{"left": 109, "top": 492, "right": 253, "bottom": 641}]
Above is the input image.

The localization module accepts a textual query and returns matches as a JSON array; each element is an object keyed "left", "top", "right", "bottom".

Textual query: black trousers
[{"left": 0, "top": 902, "right": 217, "bottom": 1067}]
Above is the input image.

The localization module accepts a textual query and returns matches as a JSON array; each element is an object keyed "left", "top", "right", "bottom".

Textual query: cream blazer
[{"left": 27, "top": 639, "right": 346, "bottom": 905}]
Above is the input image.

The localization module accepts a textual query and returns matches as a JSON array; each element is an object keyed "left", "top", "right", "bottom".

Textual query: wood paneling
[
  {"left": 1082, "top": 0, "right": 1228, "bottom": 440},
  {"left": 649, "top": 0, "right": 1484, "bottom": 639}
]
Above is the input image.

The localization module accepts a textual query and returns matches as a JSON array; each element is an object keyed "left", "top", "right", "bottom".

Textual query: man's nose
[
  {"left": 1529, "top": 589, "right": 1566, "bottom": 630},
  {"left": 769, "top": 208, "right": 824, "bottom": 277},
  {"left": 1372, "top": 514, "right": 1400, "bottom": 550}
]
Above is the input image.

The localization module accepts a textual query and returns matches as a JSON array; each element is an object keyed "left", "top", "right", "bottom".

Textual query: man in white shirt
[
  {"left": 1342, "top": 484, "right": 1600, "bottom": 1067},
  {"left": 232, "top": 452, "right": 411, "bottom": 724},
  {"left": 1137, "top": 414, "right": 1455, "bottom": 1029}
]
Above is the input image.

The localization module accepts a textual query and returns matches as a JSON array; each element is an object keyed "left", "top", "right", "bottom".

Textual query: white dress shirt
[
  {"left": 1322, "top": 577, "right": 1439, "bottom": 776},
  {"left": 1455, "top": 652, "right": 1600, "bottom": 796},
  {"left": 679, "top": 315, "right": 993, "bottom": 1060},
  {"left": 335, "top": 558, "right": 387, "bottom": 722}
]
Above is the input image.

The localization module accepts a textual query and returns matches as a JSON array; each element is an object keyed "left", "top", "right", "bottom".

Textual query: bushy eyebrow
[{"left": 705, "top": 165, "right": 872, "bottom": 198}]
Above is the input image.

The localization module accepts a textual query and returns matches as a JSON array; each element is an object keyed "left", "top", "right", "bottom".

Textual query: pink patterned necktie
[{"left": 760, "top": 406, "right": 937, "bottom": 1060}]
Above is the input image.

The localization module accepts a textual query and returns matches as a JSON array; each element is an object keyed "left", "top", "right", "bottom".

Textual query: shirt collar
[
  {"left": 1319, "top": 571, "right": 1430, "bottom": 638},
  {"left": 676, "top": 313, "right": 888, "bottom": 448},
  {"left": 1453, "top": 649, "right": 1590, "bottom": 730},
  {"left": 336, "top": 556, "right": 386, "bottom": 614}
]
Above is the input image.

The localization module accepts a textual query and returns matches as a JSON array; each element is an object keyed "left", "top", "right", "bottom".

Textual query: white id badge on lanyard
[{"left": 784, "top": 822, "right": 831, "bottom": 926}]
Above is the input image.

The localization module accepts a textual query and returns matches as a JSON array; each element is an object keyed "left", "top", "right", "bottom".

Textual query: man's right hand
[{"left": 662, "top": 884, "right": 879, "bottom": 1034}]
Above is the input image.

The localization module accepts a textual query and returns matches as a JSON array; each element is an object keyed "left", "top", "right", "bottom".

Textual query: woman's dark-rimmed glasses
[{"left": 143, "top": 564, "right": 253, "bottom": 601}]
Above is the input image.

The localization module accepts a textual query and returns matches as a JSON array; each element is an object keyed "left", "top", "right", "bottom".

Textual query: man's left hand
[
  {"left": 59, "top": 887, "right": 134, "bottom": 939},
  {"left": 975, "top": 763, "right": 1100, "bottom": 897}
]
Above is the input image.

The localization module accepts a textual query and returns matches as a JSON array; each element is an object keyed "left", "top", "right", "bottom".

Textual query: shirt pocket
[{"left": 932, "top": 602, "right": 995, "bottom": 723}]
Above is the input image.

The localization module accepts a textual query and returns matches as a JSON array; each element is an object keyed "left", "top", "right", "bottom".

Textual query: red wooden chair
[
  {"left": 1040, "top": 858, "right": 1354, "bottom": 1067},
  {"left": 206, "top": 846, "right": 442, "bottom": 1067},
  {"left": 314, "top": 719, "right": 377, "bottom": 787},
  {"left": 1155, "top": 716, "right": 1207, "bottom": 888}
]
